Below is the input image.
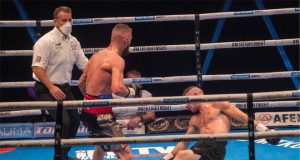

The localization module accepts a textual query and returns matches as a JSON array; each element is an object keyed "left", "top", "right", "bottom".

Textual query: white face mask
[{"left": 60, "top": 21, "right": 72, "bottom": 35}]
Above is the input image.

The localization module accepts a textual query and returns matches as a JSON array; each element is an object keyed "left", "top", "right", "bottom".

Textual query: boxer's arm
[
  {"left": 111, "top": 60, "right": 129, "bottom": 97},
  {"left": 111, "top": 59, "right": 139, "bottom": 98},
  {"left": 32, "top": 66, "right": 66, "bottom": 100},
  {"left": 167, "top": 118, "right": 197, "bottom": 157},
  {"left": 220, "top": 102, "right": 268, "bottom": 127},
  {"left": 172, "top": 127, "right": 195, "bottom": 153},
  {"left": 220, "top": 102, "right": 280, "bottom": 144},
  {"left": 220, "top": 101, "right": 249, "bottom": 124}
]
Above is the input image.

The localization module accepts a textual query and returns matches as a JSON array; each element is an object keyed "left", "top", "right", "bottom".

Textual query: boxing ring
[{"left": 1, "top": 6, "right": 300, "bottom": 160}]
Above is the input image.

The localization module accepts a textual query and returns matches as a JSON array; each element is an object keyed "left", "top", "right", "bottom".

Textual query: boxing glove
[
  {"left": 256, "top": 123, "right": 281, "bottom": 145},
  {"left": 126, "top": 84, "right": 141, "bottom": 98}
]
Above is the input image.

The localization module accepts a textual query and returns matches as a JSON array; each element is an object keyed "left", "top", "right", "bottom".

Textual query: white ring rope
[
  {"left": 0, "top": 130, "right": 299, "bottom": 147},
  {"left": 1, "top": 38, "right": 299, "bottom": 56},
  {"left": 0, "top": 109, "right": 44, "bottom": 118},
  {"left": 0, "top": 100, "right": 299, "bottom": 118},
  {"left": 0, "top": 8, "right": 298, "bottom": 27},
  {"left": 0, "top": 90, "right": 299, "bottom": 111},
  {"left": 0, "top": 71, "right": 299, "bottom": 88},
  {"left": 235, "top": 100, "right": 300, "bottom": 109}
]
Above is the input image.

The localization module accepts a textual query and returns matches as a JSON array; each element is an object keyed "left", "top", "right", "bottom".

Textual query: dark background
[{"left": 0, "top": 0, "right": 299, "bottom": 120}]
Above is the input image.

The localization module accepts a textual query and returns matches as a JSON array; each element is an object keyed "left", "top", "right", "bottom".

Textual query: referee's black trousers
[{"left": 34, "top": 81, "right": 80, "bottom": 160}]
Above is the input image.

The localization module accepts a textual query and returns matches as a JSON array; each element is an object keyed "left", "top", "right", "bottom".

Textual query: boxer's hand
[
  {"left": 49, "top": 85, "right": 66, "bottom": 100},
  {"left": 161, "top": 152, "right": 174, "bottom": 160}
]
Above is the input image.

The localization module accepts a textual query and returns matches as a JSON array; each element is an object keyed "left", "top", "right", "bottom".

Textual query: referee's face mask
[
  {"left": 60, "top": 21, "right": 72, "bottom": 35},
  {"left": 54, "top": 11, "right": 72, "bottom": 35}
]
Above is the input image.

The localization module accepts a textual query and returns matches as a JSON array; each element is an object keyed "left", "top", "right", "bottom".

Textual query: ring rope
[
  {"left": 0, "top": 8, "right": 298, "bottom": 27},
  {"left": 0, "top": 71, "right": 299, "bottom": 88},
  {"left": 0, "top": 100, "right": 299, "bottom": 118},
  {"left": 1, "top": 38, "right": 299, "bottom": 56},
  {"left": 0, "top": 130, "right": 299, "bottom": 147},
  {"left": 0, "top": 90, "right": 299, "bottom": 111}
]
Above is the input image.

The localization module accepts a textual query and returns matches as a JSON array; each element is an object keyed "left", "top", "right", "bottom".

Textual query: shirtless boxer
[
  {"left": 78, "top": 24, "right": 136, "bottom": 160},
  {"left": 162, "top": 86, "right": 280, "bottom": 160}
]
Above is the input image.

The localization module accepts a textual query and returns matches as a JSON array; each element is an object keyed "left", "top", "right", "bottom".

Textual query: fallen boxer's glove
[
  {"left": 265, "top": 129, "right": 281, "bottom": 145},
  {"left": 256, "top": 123, "right": 281, "bottom": 145}
]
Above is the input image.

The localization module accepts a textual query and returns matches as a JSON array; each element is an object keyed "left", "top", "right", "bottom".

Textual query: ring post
[
  {"left": 54, "top": 101, "right": 63, "bottom": 160},
  {"left": 194, "top": 14, "right": 202, "bottom": 87},
  {"left": 35, "top": 19, "right": 41, "bottom": 39},
  {"left": 247, "top": 93, "right": 255, "bottom": 160},
  {"left": 35, "top": 20, "right": 48, "bottom": 122}
]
